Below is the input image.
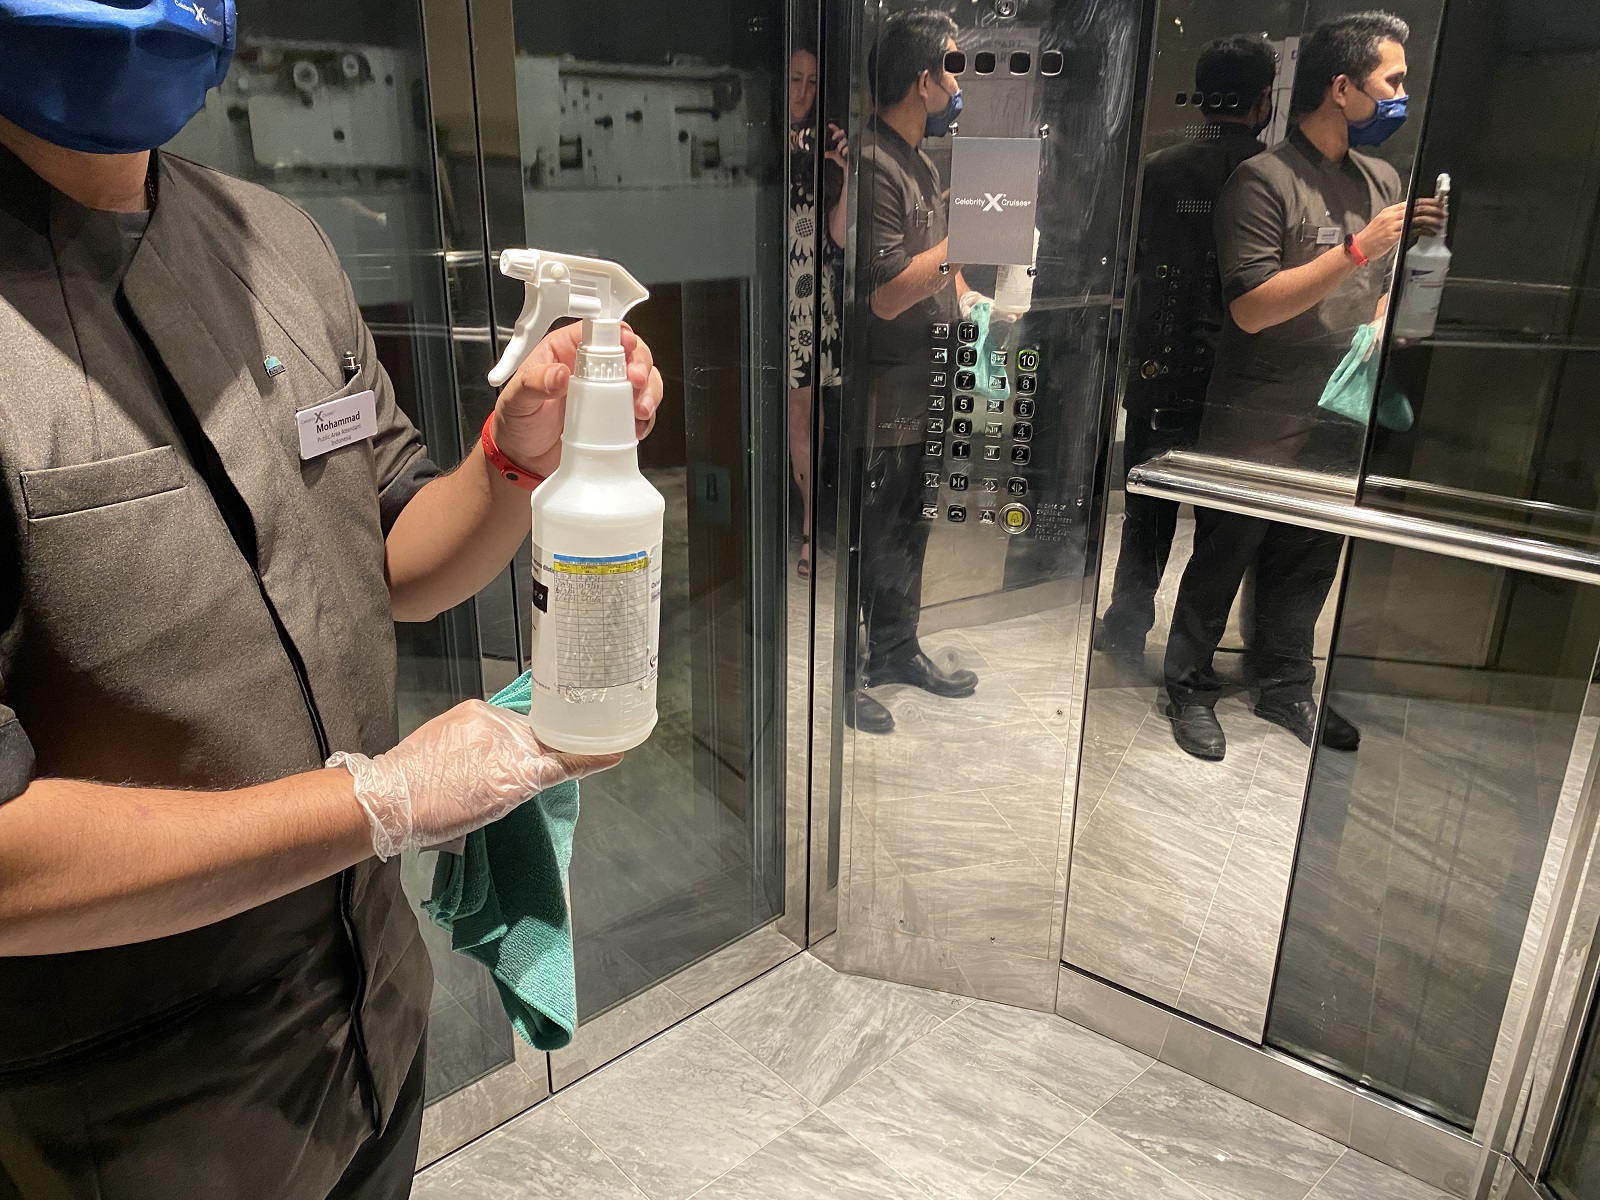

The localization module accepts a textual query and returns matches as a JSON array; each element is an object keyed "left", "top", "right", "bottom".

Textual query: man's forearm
[
  {"left": 385, "top": 443, "right": 530, "bottom": 622},
  {"left": 1229, "top": 247, "right": 1358, "bottom": 334},
  {"left": 0, "top": 770, "right": 372, "bottom": 956},
  {"left": 871, "top": 242, "right": 952, "bottom": 321}
]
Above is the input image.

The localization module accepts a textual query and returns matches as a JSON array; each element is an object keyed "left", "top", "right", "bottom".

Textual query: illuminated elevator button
[
  {"left": 1016, "top": 399, "right": 1035, "bottom": 418},
  {"left": 1012, "top": 422, "right": 1033, "bottom": 441},
  {"left": 931, "top": 346, "right": 949, "bottom": 364},
  {"left": 954, "top": 395, "right": 974, "bottom": 413},
  {"left": 1011, "top": 445, "right": 1031, "bottom": 464},
  {"left": 949, "top": 473, "right": 968, "bottom": 491},
  {"left": 953, "top": 418, "right": 972, "bottom": 435},
  {"left": 923, "top": 471, "right": 941, "bottom": 488},
  {"left": 1017, "top": 374, "right": 1037, "bottom": 394},
  {"left": 925, "top": 440, "right": 943, "bottom": 457},
  {"left": 957, "top": 346, "right": 978, "bottom": 367},
  {"left": 1017, "top": 348, "right": 1040, "bottom": 372},
  {"left": 948, "top": 505, "right": 967, "bottom": 523},
  {"left": 931, "top": 322, "right": 950, "bottom": 340},
  {"left": 957, "top": 320, "right": 980, "bottom": 343},
  {"left": 983, "top": 445, "right": 1001, "bottom": 461},
  {"left": 951, "top": 441, "right": 971, "bottom": 459},
  {"left": 1007, "top": 477, "right": 1027, "bottom": 495},
  {"left": 955, "top": 370, "right": 976, "bottom": 391},
  {"left": 1000, "top": 503, "right": 1031, "bottom": 533}
]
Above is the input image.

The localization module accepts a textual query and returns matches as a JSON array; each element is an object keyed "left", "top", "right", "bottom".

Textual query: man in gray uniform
[
  {"left": 849, "top": 8, "right": 980, "bottom": 736},
  {"left": 0, "top": 3, "right": 662, "bottom": 1197},
  {"left": 1162, "top": 11, "right": 1441, "bottom": 760}
]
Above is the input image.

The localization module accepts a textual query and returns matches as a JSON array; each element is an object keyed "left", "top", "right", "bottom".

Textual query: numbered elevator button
[
  {"left": 955, "top": 370, "right": 976, "bottom": 391},
  {"left": 953, "top": 418, "right": 972, "bottom": 435},
  {"left": 931, "top": 322, "right": 950, "bottom": 340},
  {"left": 1017, "top": 374, "right": 1037, "bottom": 394},
  {"left": 1012, "top": 422, "right": 1033, "bottom": 441},
  {"left": 954, "top": 395, "right": 974, "bottom": 413},
  {"left": 948, "top": 505, "right": 967, "bottom": 523},
  {"left": 999, "top": 502, "right": 1032, "bottom": 534},
  {"left": 957, "top": 320, "right": 980, "bottom": 343},
  {"left": 932, "top": 346, "right": 949, "bottom": 364},
  {"left": 1017, "top": 348, "right": 1040, "bottom": 372},
  {"left": 1011, "top": 445, "right": 1031, "bottom": 464},
  {"left": 956, "top": 346, "right": 978, "bottom": 367},
  {"left": 1007, "top": 476, "right": 1027, "bottom": 495},
  {"left": 925, "top": 440, "right": 943, "bottom": 457},
  {"left": 949, "top": 473, "right": 968, "bottom": 491},
  {"left": 951, "top": 441, "right": 971, "bottom": 459},
  {"left": 1015, "top": 399, "right": 1035, "bottom": 419}
]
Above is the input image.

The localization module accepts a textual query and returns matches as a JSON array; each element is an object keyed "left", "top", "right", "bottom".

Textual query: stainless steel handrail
[{"left": 1126, "top": 451, "right": 1600, "bottom": 586}]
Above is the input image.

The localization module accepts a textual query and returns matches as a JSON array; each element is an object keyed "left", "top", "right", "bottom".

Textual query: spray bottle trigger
[{"left": 488, "top": 268, "right": 571, "bottom": 388}]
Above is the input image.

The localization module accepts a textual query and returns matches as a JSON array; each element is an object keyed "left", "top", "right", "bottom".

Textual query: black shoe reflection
[{"left": 846, "top": 690, "right": 895, "bottom": 735}]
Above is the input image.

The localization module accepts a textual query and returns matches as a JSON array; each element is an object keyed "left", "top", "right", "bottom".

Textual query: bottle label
[{"left": 530, "top": 544, "right": 662, "bottom": 699}]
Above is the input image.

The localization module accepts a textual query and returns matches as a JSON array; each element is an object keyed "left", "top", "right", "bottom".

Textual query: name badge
[
  {"left": 1315, "top": 225, "right": 1343, "bottom": 246},
  {"left": 297, "top": 390, "right": 377, "bottom": 460}
]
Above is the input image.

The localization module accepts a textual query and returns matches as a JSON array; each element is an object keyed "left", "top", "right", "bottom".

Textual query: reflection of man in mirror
[
  {"left": 849, "top": 8, "right": 980, "bottom": 735},
  {"left": 1094, "top": 35, "right": 1277, "bottom": 668},
  {"left": 1163, "top": 11, "right": 1444, "bottom": 761}
]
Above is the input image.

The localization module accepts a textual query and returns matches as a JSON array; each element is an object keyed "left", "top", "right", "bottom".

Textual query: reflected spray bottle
[
  {"left": 487, "top": 249, "right": 664, "bottom": 753},
  {"left": 1392, "top": 173, "right": 1452, "bottom": 340}
]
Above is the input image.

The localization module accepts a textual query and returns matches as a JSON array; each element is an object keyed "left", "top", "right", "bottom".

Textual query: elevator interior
[{"left": 152, "top": 0, "right": 1600, "bottom": 1195}]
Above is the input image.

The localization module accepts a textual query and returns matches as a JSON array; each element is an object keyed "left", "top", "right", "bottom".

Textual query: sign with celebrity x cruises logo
[{"left": 946, "top": 136, "right": 1043, "bottom": 267}]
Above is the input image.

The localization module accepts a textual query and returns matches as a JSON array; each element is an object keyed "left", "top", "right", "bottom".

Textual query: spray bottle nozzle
[{"left": 487, "top": 249, "right": 650, "bottom": 388}]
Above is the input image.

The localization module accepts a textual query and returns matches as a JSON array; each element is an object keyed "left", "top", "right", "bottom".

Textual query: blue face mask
[
  {"left": 0, "top": 0, "right": 236, "bottom": 155},
  {"left": 1348, "top": 90, "right": 1407, "bottom": 147},
  {"left": 925, "top": 79, "right": 962, "bottom": 139}
]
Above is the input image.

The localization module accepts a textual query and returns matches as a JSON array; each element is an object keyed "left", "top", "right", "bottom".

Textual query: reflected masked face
[
  {"left": 1342, "top": 38, "right": 1409, "bottom": 147},
  {"left": 789, "top": 50, "right": 818, "bottom": 126}
]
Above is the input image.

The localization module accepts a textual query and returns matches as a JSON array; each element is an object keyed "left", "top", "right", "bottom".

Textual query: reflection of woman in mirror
[{"left": 788, "top": 44, "right": 847, "bottom": 578}]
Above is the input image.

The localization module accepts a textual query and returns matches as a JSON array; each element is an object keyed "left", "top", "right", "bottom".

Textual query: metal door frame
[{"left": 414, "top": 0, "right": 815, "bottom": 1166}]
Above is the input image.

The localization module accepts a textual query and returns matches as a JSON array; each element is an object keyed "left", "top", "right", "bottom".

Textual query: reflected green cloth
[
  {"left": 423, "top": 671, "right": 580, "bottom": 1049},
  {"left": 1318, "top": 321, "right": 1414, "bottom": 432},
  {"left": 969, "top": 299, "right": 1010, "bottom": 401}
]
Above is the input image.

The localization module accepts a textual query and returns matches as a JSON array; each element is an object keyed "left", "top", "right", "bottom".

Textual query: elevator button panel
[{"left": 921, "top": 323, "right": 1041, "bottom": 525}]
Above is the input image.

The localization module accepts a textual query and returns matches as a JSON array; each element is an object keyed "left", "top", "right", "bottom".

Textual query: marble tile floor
[{"left": 414, "top": 951, "right": 1453, "bottom": 1200}]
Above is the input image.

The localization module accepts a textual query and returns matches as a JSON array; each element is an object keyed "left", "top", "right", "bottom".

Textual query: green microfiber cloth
[
  {"left": 969, "top": 298, "right": 1010, "bottom": 402},
  {"left": 422, "top": 671, "right": 580, "bottom": 1049}
]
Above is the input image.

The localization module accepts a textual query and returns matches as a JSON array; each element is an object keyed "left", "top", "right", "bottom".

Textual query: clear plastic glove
[{"left": 328, "top": 700, "right": 621, "bottom": 860}]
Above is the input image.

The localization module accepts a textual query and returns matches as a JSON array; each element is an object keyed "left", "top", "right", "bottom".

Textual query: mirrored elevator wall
[{"left": 827, "top": 0, "right": 1143, "bottom": 1009}]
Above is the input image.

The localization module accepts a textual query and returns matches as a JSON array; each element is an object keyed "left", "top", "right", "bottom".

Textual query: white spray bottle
[
  {"left": 487, "top": 248, "right": 664, "bottom": 754},
  {"left": 1392, "top": 172, "right": 1452, "bottom": 340}
]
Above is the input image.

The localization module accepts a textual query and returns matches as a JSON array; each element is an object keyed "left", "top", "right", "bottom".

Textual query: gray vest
[{"left": 0, "top": 149, "right": 432, "bottom": 1197}]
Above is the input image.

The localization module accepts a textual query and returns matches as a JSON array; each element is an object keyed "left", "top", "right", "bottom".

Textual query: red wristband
[
  {"left": 481, "top": 414, "right": 545, "bottom": 491},
  {"left": 1344, "top": 233, "right": 1369, "bottom": 268}
]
